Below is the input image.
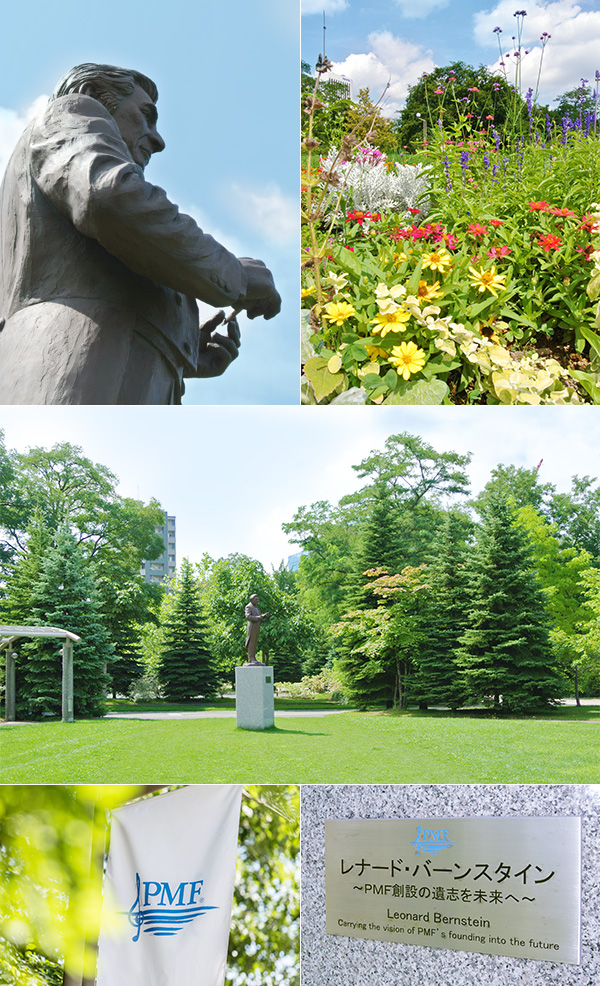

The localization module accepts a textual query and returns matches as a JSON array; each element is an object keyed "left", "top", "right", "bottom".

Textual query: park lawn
[{"left": 1, "top": 711, "right": 599, "bottom": 784}]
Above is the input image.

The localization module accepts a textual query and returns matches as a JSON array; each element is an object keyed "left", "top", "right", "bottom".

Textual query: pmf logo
[
  {"left": 128, "top": 872, "right": 218, "bottom": 941},
  {"left": 410, "top": 825, "right": 455, "bottom": 856}
]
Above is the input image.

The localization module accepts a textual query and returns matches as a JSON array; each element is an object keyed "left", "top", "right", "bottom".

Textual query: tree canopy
[{"left": 396, "top": 61, "right": 520, "bottom": 151}]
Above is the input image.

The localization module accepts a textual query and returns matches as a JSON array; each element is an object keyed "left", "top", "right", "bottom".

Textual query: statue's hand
[
  {"left": 238, "top": 259, "right": 281, "bottom": 320},
  {"left": 195, "top": 310, "right": 241, "bottom": 377}
]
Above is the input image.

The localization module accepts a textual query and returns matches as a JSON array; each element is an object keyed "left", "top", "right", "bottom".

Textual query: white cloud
[
  {"left": 0, "top": 95, "right": 48, "bottom": 180},
  {"left": 329, "top": 31, "right": 436, "bottom": 117},
  {"left": 393, "top": 0, "right": 450, "bottom": 19},
  {"left": 228, "top": 183, "right": 297, "bottom": 246},
  {"left": 473, "top": 1, "right": 600, "bottom": 103},
  {"left": 301, "top": 0, "right": 347, "bottom": 14}
]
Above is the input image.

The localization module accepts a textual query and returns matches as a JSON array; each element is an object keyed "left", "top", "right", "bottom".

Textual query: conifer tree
[
  {"left": 1, "top": 509, "right": 53, "bottom": 713},
  {"left": 158, "top": 558, "right": 218, "bottom": 701},
  {"left": 412, "top": 512, "right": 471, "bottom": 710},
  {"left": 457, "top": 493, "right": 561, "bottom": 714},
  {"left": 23, "top": 523, "right": 112, "bottom": 718},
  {"left": 344, "top": 482, "right": 404, "bottom": 609}
]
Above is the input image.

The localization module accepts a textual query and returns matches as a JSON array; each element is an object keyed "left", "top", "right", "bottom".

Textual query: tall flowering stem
[{"left": 302, "top": 60, "right": 389, "bottom": 308}]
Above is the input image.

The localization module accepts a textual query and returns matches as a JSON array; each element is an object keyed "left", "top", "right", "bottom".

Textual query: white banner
[{"left": 96, "top": 785, "right": 243, "bottom": 986}]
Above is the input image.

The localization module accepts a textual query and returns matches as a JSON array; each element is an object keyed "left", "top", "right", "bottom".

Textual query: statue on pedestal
[{"left": 244, "top": 594, "right": 269, "bottom": 666}]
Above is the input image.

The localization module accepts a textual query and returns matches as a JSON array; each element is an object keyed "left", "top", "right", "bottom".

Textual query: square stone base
[{"left": 235, "top": 665, "right": 275, "bottom": 730}]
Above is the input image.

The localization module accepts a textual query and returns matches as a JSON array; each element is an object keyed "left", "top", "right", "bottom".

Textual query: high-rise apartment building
[{"left": 141, "top": 512, "right": 176, "bottom": 585}]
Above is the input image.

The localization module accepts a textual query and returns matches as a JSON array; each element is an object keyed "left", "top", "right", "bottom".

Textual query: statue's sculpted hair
[{"left": 51, "top": 63, "right": 158, "bottom": 114}]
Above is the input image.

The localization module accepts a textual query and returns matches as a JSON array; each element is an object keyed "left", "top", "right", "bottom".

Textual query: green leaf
[
  {"left": 577, "top": 324, "right": 600, "bottom": 361},
  {"left": 301, "top": 310, "right": 315, "bottom": 362},
  {"left": 362, "top": 373, "right": 382, "bottom": 389},
  {"left": 406, "top": 258, "right": 424, "bottom": 296},
  {"left": 384, "top": 378, "right": 449, "bottom": 404},
  {"left": 384, "top": 369, "right": 398, "bottom": 389},
  {"left": 303, "top": 356, "right": 345, "bottom": 402},
  {"left": 350, "top": 344, "right": 369, "bottom": 361},
  {"left": 330, "top": 244, "right": 363, "bottom": 278},
  {"left": 570, "top": 369, "right": 600, "bottom": 404}
]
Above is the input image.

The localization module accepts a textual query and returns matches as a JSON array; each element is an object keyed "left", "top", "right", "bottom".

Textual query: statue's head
[
  {"left": 249, "top": 594, "right": 259, "bottom": 604},
  {"left": 51, "top": 63, "right": 165, "bottom": 170}
]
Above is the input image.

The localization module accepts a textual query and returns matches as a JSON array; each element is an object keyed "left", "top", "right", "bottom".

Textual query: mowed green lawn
[{"left": 1, "top": 711, "right": 599, "bottom": 784}]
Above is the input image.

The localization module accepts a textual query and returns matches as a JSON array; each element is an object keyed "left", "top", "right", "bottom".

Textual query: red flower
[
  {"left": 528, "top": 201, "right": 551, "bottom": 211},
  {"left": 538, "top": 234, "right": 562, "bottom": 252},
  {"left": 548, "top": 206, "right": 576, "bottom": 217},
  {"left": 487, "top": 244, "right": 512, "bottom": 258},
  {"left": 466, "top": 222, "right": 488, "bottom": 238},
  {"left": 346, "top": 210, "right": 372, "bottom": 224},
  {"left": 579, "top": 215, "right": 600, "bottom": 234},
  {"left": 408, "top": 208, "right": 421, "bottom": 215},
  {"left": 489, "top": 219, "right": 504, "bottom": 227},
  {"left": 443, "top": 233, "right": 459, "bottom": 249}
]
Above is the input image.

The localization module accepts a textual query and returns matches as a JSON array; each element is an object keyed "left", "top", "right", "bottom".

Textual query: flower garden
[{"left": 301, "top": 30, "right": 600, "bottom": 405}]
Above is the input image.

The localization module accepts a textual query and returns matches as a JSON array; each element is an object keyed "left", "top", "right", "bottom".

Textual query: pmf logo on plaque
[{"left": 325, "top": 816, "right": 581, "bottom": 964}]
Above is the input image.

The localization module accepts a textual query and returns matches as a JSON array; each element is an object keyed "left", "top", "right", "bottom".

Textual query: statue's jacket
[{"left": 0, "top": 94, "right": 248, "bottom": 402}]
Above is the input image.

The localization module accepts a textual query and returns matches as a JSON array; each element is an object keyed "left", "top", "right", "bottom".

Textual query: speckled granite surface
[{"left": 301, "top": 785, "right": 600, "bottom": 986}]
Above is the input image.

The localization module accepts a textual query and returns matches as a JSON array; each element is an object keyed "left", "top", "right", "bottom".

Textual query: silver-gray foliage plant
[{"left": 320, "top": 145, "right": 431, "bottom": 217}]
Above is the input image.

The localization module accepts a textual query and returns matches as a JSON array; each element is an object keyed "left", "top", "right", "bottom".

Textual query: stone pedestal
[{"left": 235, "top": 665, "right": 274, "bottom": 730}]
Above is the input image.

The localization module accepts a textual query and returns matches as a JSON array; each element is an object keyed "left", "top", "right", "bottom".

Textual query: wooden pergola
[{"left": 0, "top": 624, "right": 82, "bottom": 723}]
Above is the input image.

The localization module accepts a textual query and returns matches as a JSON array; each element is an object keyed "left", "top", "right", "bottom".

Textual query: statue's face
[
  {"left": 250, "top": 595, "right": 259, "bottom": 604},
  {"left": 112, "top": 84, "right": 165, "bottom": 169}
]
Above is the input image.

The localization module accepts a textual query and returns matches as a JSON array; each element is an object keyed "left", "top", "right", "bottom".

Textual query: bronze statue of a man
[
  {"left": 0, "top": 63, "right": 281, "bottom": 404},
  {"left": 244, "top": 594, "right": 269, "bottom": 666}
]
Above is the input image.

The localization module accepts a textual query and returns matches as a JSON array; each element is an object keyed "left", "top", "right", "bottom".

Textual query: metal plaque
[{"left": 325, "top": 817, "right": 581, "bottom": 964}]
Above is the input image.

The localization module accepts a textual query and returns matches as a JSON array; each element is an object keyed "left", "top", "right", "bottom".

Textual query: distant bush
[
  {"left": 128, "top": 672, "right": 162, "bottom": 702},
  {"left": 277, "top": 670, "right": 346, "bottom": 700}
]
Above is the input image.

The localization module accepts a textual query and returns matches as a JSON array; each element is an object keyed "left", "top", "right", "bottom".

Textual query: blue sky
[
  {"left": 302, "top": 0, "right": 600, "bottom": 117},
  {"left": 0, "top": 0, "right": 298, "bottom": 404},
  {"left": 2, "top": 405, "right": 600, "bottom": 570}
]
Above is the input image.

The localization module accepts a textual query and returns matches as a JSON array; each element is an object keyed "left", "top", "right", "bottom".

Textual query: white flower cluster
[{"left": 320, "top": 145, "right": 431, "bottom": 217}]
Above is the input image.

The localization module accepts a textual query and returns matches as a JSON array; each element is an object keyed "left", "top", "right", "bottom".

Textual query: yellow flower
[
  {"left": 301, "top": 287, "right": 314, "bottom": 299},
  {"left": 393, "top": 251, "right": 408, "bottom": 265},
  {"left": 388, "top": 341, "right": 426, "bottom": 379},
  {"left": 417, "top": 280, "right": 443, "bottom": 303},
  {"left": 468, "top": 265, "right": 506, "bottom": 297},
  {"left": 365, "top": 344, "right": 388, "bottom": 361},
  {"left": 323, "top": 301, "right": 357, "bottom": 325},
  {"left": 421, "top": 249, "right": 452, "bottom": 273},
  {"left": 370, "top": 308, "right": 412, "bottom": 337}
]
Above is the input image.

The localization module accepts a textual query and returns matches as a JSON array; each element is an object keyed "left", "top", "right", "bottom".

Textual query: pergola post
[
  {"left": 5, "top": 646, "right": 16, "bottom": 721},
  {"left": 1, "top": 626, "right": 81, "bottom": 723},
  {"left": 62, "top": 640, "right": 74, "bottom": 723}
]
